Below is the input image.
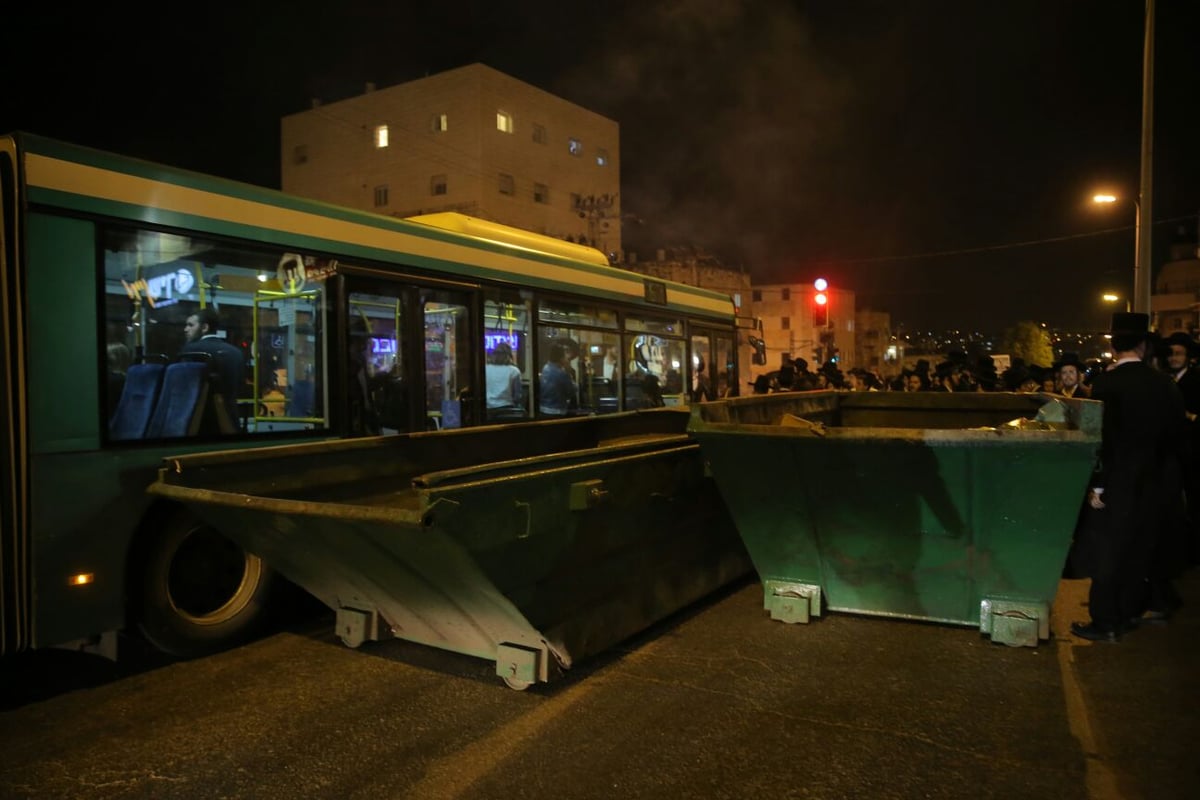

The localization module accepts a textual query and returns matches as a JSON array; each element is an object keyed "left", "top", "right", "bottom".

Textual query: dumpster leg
[
  {"left": 979, "top": 598, "right": 1049, "bottom": 647},
  {"left": 496, "top": 643, "right": 541, "bottom": 691},
  {"left": 336, "top": 606, "right": 393, "bottom": 649},
  {"left": 764, "top": 580, "right": 823, "bottom": 624}
]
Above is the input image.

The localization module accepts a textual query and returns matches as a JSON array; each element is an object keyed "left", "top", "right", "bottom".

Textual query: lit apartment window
[
  {"left": 431, "top": 114, "right": 448, "bottom": 132},
  {"left": 496, "top": 111, "right": 514, "bottom": 134},
  {"left": 568, "top": 137, "right": 582, "bottom": 156},
  {"left": 430, "top": 174, "right": 447, "bottom": 196},
  {"left": 782, "top": 316, "right": 791, "bottom": 330},
  {"left": 595, "top": 148, "right": 609, "bottom": 166},
  {"left": 534, "top": 183, "right": 549, "bottom": 204},
  {"left": 499, "top": 173, "right": 515, "bottom": 195},
  {"left": 532, "top": 123, "right": 547, "bottom": 144},
  {"left": 373, "top": 185, "right": 389, "bottom": 207},
  {"left": 292, "top": 145, "right": 308, "bottom": 165},
  {"left": 374, "top": 125, "right": 389, "bottom": 148}
]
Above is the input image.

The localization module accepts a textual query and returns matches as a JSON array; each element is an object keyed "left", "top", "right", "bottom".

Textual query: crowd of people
[{"left": 748, "top": 351, "right": 1105, "bottom": 397}]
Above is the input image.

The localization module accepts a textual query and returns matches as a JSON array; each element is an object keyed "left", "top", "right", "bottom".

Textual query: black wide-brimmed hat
[
  {"left": 1053, "top": 352, "right": 1086, "bottom": 371},
  {"left": 1109, "top": 312, "right": 1151, "bottom": 338},
  {"left": 1163, "top": 331, "right": 1199, "bottom": 358}
]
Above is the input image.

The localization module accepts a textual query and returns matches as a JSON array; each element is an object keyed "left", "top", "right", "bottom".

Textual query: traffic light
[{"left": 813, "top": 278, "right": 829, "bottom": 327}]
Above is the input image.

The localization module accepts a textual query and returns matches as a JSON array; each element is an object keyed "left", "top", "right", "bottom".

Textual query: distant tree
[{"left": 1001, "top": 321, "right": 1055, "bottom": 367}]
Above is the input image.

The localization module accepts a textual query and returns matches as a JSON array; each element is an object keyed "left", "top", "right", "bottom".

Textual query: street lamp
[
  {"left": 1092, "top": 192, "right": 1145, "bottom": 314},
  {"left": 1101, "top": 292, "right": 1130, "bottom": 312}
]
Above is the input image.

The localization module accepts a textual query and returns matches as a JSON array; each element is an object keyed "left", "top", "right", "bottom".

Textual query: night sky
[{"left": 5, "top": 1, "right": 1198, "bottom": 333}]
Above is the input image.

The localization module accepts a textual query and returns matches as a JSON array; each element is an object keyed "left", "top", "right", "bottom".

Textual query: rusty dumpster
[
  {"left": 687, "top": 391, "right": 1102, "bottom": 646},
  {"left": 148, "top": 408, "right": 750, "bottom": 688}
]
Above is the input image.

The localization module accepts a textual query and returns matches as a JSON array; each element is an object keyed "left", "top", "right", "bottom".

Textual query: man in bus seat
[{"left": 181, "top": 307, "right": 244, "bottom": 433}]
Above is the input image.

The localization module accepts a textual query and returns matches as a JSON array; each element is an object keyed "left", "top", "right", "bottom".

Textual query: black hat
[
  {"left": 934, "top": 360, "right": 958, "bottom": 378},
  {"left": 1054, "top": 352, "right": 1085, "bottom": 371},
  {"left": 1110, "top": 312, "right": 1150, "bottom": 338},
  {"left": 1002, "top": 364, "right": 1030, "bottom": 391},
  {"left": 1163, "top": 331, "right": 1199, "bottom": 357}
]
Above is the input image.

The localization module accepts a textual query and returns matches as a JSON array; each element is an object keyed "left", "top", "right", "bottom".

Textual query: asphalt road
[{"left": 1, "top": 571, "right": 1197, "bottom": 800}]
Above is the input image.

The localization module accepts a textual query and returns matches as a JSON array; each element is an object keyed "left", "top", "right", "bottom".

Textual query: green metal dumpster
[
  {"left": 148, "top": 408, "right": 750, "bottom": 688},
  {"left": 688, "top": 391, "right": 1102, "bottom": 646}
]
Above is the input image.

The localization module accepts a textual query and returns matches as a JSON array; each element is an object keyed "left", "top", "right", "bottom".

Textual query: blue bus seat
[
  {"left": 287, "top": 379, "right": 315, "bottom": 417},
  {"left": 144, "top": 361, "right": 212, "bottom": 438},
  {"left": 108, "top": 361, "right": 166, "bottom": 440}
]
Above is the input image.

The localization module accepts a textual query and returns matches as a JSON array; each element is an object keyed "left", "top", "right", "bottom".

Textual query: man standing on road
[{"left": 1072, "top": 313, "right": 1187, "bottom": 642}]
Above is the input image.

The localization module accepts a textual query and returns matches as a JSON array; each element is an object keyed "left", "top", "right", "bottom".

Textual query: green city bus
[{"left": 0, "top": 132, "right": 740, "bottom": 660}]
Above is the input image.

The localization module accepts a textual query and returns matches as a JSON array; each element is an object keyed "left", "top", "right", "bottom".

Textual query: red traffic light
[{"left": 813, "top": 279, "right": 829, "bottom": 326}]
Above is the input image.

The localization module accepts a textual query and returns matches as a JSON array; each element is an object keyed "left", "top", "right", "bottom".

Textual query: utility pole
[{"left": 1135, "top": 0, "right": 1155, "bottom": 314}]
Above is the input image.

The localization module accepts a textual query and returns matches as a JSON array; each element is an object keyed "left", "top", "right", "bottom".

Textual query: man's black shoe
[{"left": 1070, "top": 621, "right": 1121, "bottom": 642}]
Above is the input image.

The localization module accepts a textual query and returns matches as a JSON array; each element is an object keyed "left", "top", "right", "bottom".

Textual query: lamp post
[{"left": 1091, "top": 1, "right": 1154, "bottom": 315}]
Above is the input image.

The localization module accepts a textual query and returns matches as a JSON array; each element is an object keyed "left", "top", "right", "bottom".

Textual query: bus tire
[{"left": 136, "top": 508, "right": 276, "bottom": 659}]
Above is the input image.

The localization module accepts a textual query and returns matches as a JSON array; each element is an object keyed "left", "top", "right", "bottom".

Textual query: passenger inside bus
[
  {"left": 538, "top": 341, "right": 577, "bottom": 417},
  {"left": 485, "top": 342, "right": 525, "bottom": 420},
  {"left": 180, "top": 308, "right": 244, "bottom": 434}
]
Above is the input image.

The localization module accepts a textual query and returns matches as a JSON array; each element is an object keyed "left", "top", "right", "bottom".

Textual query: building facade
[
  {"left": 1152, "top": 236, "right": 1200, "bottom": 337},
  {"left": 280, "top": 64, "right": 622, "bottom": 260}
]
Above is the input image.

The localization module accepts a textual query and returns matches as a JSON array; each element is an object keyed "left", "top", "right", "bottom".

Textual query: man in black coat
[
  {"left": 1162, "top": 331, "right": 1200, "bottom": 564},
  {"left": 1071, "top": 313, "right": 1187, "bottom": 642},
  {"left": 181, "top": 307, "right": 245, "bottom": 431}
]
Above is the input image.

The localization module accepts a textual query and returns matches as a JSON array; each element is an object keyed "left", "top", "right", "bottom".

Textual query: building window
[
  {"left": 497, "top": 111, "right": 514, "bottom": 134},
  {"left": 431, "top": 114, "right": 448, "bottom": 132},
  {"left": 781, "top": 288, "right": 790, "bottom": 301},
  {"left": 595, "top": 148, "right": 609, "bottom": 166},
  {"left": 534, "top": 183, "right": 549, "bottom": 204},
  {"left": 430, "top": 174, "right": 447, "bottom": 196},
  {"left": 292, "top": 145, "right": 308, "bottom": 165},
  {"left": 374, "top": 125, "right": 389, "bottom": 148},
  {"left": 568, "top": 137, "right": 582, "bottom": 156},
  {"left": 782, "top": 316, "right": 791, "bottom": 330},
  {"left": 752, "top": 290, "right": 763, "bottom": 302},
  {"left": 373, "top": 185, "right": 389, "bottom": 207},
  {"left": 532, "top": 123, "right": 547, "bottom": 144},
  {"left": 499, "top": 173, "right": 515, "bottom": 195}
]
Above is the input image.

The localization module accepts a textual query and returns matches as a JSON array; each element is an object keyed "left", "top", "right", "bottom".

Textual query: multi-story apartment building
[{"left": 281, "top": 63, "right": 622, "bottom": 260}]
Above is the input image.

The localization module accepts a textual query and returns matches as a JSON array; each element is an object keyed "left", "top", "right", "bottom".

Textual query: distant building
[
  {"left": 1152, "top": 232, "right": 1200, "bottom": 337},
  {"left": 854, "top": 309, "right": 893, "bottom": 375},
  {"left": 280, "top": 63, "right": 622, "bottom": 261}
]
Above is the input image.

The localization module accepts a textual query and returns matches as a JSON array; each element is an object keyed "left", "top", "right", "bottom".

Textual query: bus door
[
  {"left": 689, "top": 327, "right": 737, "bottom": 400},
  {"left": 343, "top": 276, "right": 476, "bottom": 434},
  {"left": 420, "top": 286, "right": 475, "bottom": 430}
]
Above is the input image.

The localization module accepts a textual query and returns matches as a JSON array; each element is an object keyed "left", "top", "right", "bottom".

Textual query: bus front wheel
[{"left": 137, "top": 509, "right": 276, "bottom": 659}]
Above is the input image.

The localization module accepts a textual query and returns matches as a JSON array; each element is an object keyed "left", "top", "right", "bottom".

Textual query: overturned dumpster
[
  {"left": 688, "top": 391, "right": 1101, "bottom": 646},
  {"left": 148, "top": 408, "right": 750, "bottom": 688}
]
